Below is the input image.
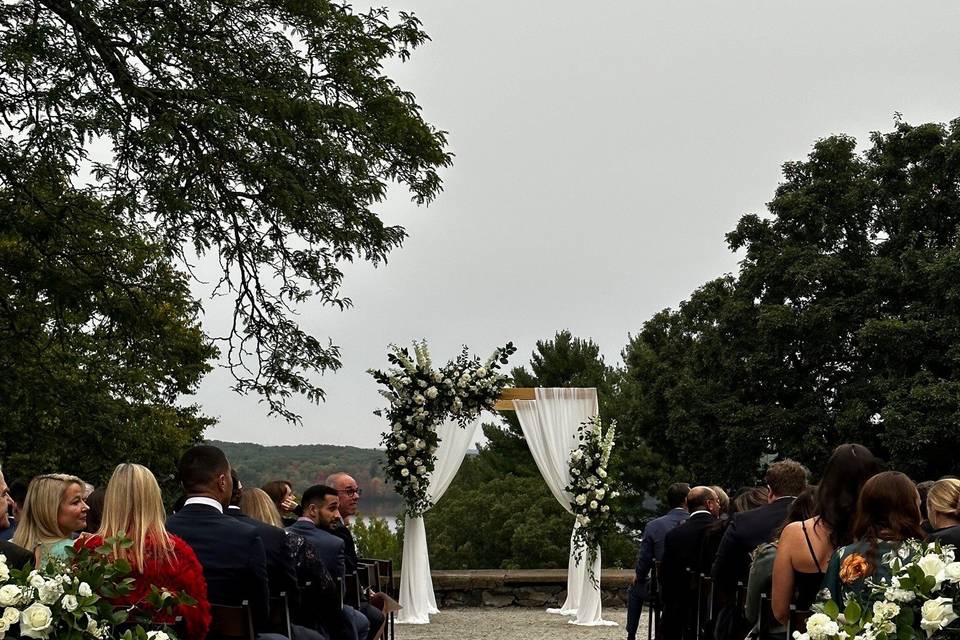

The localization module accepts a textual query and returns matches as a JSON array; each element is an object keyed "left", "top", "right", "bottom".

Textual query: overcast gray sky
[{"left": 198, "top": 0, "right": 960, "bottom": 448}]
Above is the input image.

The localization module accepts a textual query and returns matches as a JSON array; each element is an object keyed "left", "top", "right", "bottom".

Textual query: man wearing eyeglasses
[{"left": 326, "top": 473, "right": 385, "bottom": 640}]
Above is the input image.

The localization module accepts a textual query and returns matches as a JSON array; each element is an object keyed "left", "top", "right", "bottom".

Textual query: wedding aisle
[{"left": 396, "top": 607, "right": 636, "bottom": 640}]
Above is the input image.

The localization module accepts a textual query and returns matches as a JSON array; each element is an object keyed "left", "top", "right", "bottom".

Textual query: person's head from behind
[
  {"left": 666, "top": 483, "right": 691, "bottom": 510},
  {"left": 327, "top": 473, "right": 360, "bottom": 519},
  {"left": 775, "top": 486, "right": 816, "bottom": 538},
  {"left": 99, "top": 463, "right": 172, "bottom": 571},
  {"left": 926, "top": 479, "right": 960, "bottom": 531},
  {"left": 816, "top": 443, "right": 882, "bottom": 548},
  {"left": 262, "top": 480, "right": 295, "bottom": 515},
  {"left": 178, "top": 445, "right": 233, "bottom": 508},
  {"left": 230, "top": 469, "right": 243, "bottom": 508},
  {"left": 917, "top": 480, "right": 936, "bottom": 522},
  {"left": 12, "top": 473, "right": 88, "bottom": 552},
  {"left": 241, "top": 488, "right": 284, "bottom": 528},
  {"left": 733, "top": 487, "right": 770, "bottom": 514},
  {"left": 852, "top": 471, "right": 923, "bottom": 543},
  {"left": 709, "top": 486, "right": 730, "bottom": 515},
  {"left": 765, "top": 459, "right": 809, "bottom": 501},
  {"left": 687, "top": 486, "right": 719, "bottom": 517},
  {"left": 84, "top": 487, "right": 106, "bottom": 533},
  {"left": 300, "top": 485, "right": 340, "bottom": 530},
  {"left": 9, "top": 479, "right": 27, "bottom": 521}
]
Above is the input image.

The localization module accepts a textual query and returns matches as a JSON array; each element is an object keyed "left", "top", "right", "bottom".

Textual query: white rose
[
  {"left": 36, "top": 581, "right": 62, "bottom": 605},
  {"left": 413, "top": 394, "right": 425, "bottom": 405},
  {"left": 27, "top": 572, "right": 44, "bottom": 589},
  {"left": 397, "top": 443, "right": 407, "bottom": 451},
  {"left": 884, "top": 587, "right": 915, "bottom": 603},
  {"left": 396, "top": 457, "right": 406, "bottom": 465},
  {"left": 588, "top": 476, "right": 598, "bottom": 486},
  {"left": 400, "top": 469, "right": 410, "bottom": 477},
  {"left": 805, "top": 612, "right": 840, "bottom": 640},
  {"left": 0, "top": 618, "right": 9, "bottom": 635},
  {"left": 415, "top": 439, "right": 425, "bottom": 450},
  {"left": 944, "top": 562, "right": 960, "bottom": 583},
  {"left": 792, "top": 633, "right": 810, "bottom": 640},
  {"left": 873, "top": 601, "right": 900, "bottom": 620},
  {"left": 19, "top": 602, "right": 54, "bottom": 639},
  {"left": 921, "top": 597, "right": 958, "bottom": 637},
  {"left": 147, "top": 631, "right": 170, "bottom": 640},
  {"left": 77, "top": 582, "right": 92, "bottom": 598},
  {"left": 596, "top": 489, "right": 606, "bottom": 500},
  {"left": 575, "top": 494, "right": 587, "bottom": 506},
  {"left": 2, "top": 607, "right": 18, "bottom": 625},
  {"left": 602, "top": 505, "right": 611, "bottom": 512},
  {"left": 0, "top": 586, "right": 21, "bottom": 607},
  {"left": 476, "top": 367, "right": 488, "bottom": 377},
  {"left": 416, "top": 466, "right": 427, "bottom": 475},
  {"left": 598, "top": 469, "right": 607, "bottom": 478},
  {"left": 61, "top": 594, "right": 78, "bottom": 612},
  {"left": 410, "top": 477, "right": 419, "bottom": 488},
  {"left": 918, "top": 554, "right": 947, "bottom": 586},
  {"left": 425, "top": 387, "right": 438, "bottom": 399},
  {"left": 589, "top": 500, "right": 599, "bottom": 510},
  {"left": 571, "top": 468, "right": 580, "bottom": 476},
  {"left": 0, "top": 564, "right": 7, "bottom": 582}
]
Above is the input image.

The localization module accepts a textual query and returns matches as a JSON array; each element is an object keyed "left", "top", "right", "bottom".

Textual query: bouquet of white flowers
[
  {"left": 370, "top": 340, "right": 516, "bottom": 517},
  {"left": 795, "top": 539, "right": 960, "bottom": 640},
  {"left": 564, "top": 415, "right": 618, "bottom": 585}
]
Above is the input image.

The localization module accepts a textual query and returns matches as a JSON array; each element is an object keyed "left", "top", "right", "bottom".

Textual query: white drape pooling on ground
[
  {"left": 514, "top": 388, "right": 615, "bottom": 626},
  {"left": 397, "top": 418, "right": 480, "bottom": 624}
]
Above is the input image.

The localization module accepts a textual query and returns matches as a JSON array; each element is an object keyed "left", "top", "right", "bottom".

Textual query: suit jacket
[
  {"left": 660, "top": 511, "right": 717, "bottom": 640},
  {"left": 228, "top": 508, "right": 298, "bottom": 597},
  {"left": 711, "top": 497, "right": 794, "bottom": 589},
  {"left": 634, "top": 508, "right": 689, "bottom": 600},
  {"left": 287, "top": 519, "right": 346, "bottom": 581},
  {"left": 166, "top": 503, "right": 270, "bottom": 632},
  {"left": 0, "top": 539, "right": 34, "bottom": 570}
]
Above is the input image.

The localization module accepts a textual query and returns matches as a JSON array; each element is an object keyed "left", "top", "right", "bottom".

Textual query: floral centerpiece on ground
[
  {"left": 564, "top": 415, "right": 618, "bottom": 584},
  {"left": 795, "top": 539, "right": 960, "bottom": 640},
  {"left": 0, "top": 536, "right": 191, "bottom": 640},
  {"left": 370, "top": 340, "right": 516, "bottom": 517}
]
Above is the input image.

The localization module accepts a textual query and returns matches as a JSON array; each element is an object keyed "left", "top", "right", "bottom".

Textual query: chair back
[
  {"left": 209, "top": 602, "right": 255, "bottom": 640},
  {"left": 344, "top": 571, "right": 362, "bottom": 609},
  {"left": 757, "top": 592, "right": 772, "bottom": 639},
  {"left": 269, "top": 592, "right": 292, "bottom": 639},
  {"left": 786, "top": 605, "right": 812, "bottom": 639}
]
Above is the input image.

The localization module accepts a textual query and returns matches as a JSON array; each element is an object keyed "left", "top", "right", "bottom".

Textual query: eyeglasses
[{"left": 339, "top": 488, "right": 362, "bottom": 497}]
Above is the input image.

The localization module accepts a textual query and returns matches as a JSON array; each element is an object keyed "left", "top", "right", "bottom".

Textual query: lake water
[{"left": 356, "top": 500, "right": 403, "bottom": 531}]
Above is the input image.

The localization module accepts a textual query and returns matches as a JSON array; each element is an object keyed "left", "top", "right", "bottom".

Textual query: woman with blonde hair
[
  {"left": 78, "top": 463, "right": 210, "bottom": 639},
  {"left": 926, "top": 478, "right": 960, "bottom": 548},
  {"left": 240, "top": 487, "right": 284, "bottom": 527},
  {"left": 12, "top": 473, "right": 88, "bottom": 562}
]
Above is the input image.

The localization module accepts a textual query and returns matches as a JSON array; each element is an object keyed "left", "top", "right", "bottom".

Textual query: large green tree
[
  {"left": 0, "top": 0, "right": 451, "bottom": 421},
  {"left": 621, "top": 119, "right": 960, "bottom": 488}
]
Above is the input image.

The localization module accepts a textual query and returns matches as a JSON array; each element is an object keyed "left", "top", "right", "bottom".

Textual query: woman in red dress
[{"left": 79, "top": 463, "right": 211, "bottom": 639}]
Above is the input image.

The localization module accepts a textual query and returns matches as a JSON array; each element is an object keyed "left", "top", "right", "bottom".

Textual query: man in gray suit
[{"left": 288, "top": 485, "right": 368, "bottom": 640}]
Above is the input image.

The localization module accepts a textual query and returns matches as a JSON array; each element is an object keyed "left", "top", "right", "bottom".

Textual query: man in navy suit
[
  {"left": 288, "top": 485, "right": 368, "bottom": 640},
  {"left": 626, "top": 482, "right": 690, "bottom": 640},
  {"left": 166, "top": 445, "right": 285, "bottom": 640}
]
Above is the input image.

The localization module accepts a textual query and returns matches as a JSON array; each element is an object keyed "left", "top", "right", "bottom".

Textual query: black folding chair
[
  {"left": 208, "top": 601, "right": 255, "bottom": 640},
  {"left": 269, "top": 592, "right": 293, "bottom": 639},
  {"left": 786, "top": 605, "right": 812, "bottom": 639},
  {"left": 647, "top": 560, "right": 663, "bottom": 640}
]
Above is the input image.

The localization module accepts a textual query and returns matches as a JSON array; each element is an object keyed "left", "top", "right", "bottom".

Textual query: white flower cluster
[
  {"left": 565, "top": 416, "right": 618, "bottom": 583},
  {"left": 0, "top": 553, "right": 107, "bottom": 640},
  {"left": 371, "top": 340, "right": 516, "bottom": 517},
  {"left": 796, "top": 539, "right": 960, "bottom": 640}
]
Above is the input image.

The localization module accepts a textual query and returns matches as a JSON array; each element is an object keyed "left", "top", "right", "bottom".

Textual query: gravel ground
[{"left": 395, "top": 607, "right": 642, "bottom": 640}]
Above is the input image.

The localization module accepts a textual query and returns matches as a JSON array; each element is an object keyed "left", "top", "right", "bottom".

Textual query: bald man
[{"left": 659, "top": 486, "right": 720, "bottom": 640}]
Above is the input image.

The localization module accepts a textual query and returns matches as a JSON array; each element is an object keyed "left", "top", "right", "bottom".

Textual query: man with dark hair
[
  {"left": 710, "top": 459, "right": 809, "bottom": 640},
  {"left": 626, "top": 482, "right": 690, "bottom": 640},
  {"left": 166, "top": 445, "right": 283, "bottom": 639},
  {"left": 0, "top": 469, "right": 16, "bottom": 542},
  {"left": 325, "top": 473, "right": 385, "bottom": 640},
  {"left": 660, "top": 486, "right": 720, "bottom": 640},
  {"left": 289, "top": 485, "right": 368, "bottom": 640}
]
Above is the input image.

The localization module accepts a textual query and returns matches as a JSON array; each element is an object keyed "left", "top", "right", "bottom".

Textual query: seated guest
[
  {"left": 83, "top": 487, "right": 106, "bottom": 534},
  {"left": 660, "top": 486, "right": 720, "bottom": 640},
  {"left": 745, "top": 488, "right": 815, "bottom": 640},
  {"left": 771, "top": 443, "right": 880, "bottom": 625},
  {"left": 0, "top": 469, "right": 16, "bottom": 542},
  {"left": 917, "top": 480, "right": 936, "bottom": 534},
  {"left": 626, "top": 482, "right": 690, "bottom": 640},
  {"left": 79, "top": 463, "right": 211, "bottom": 639},
  {"left": 327, "top": 473, "right": 385, "bottom": 640},
  {"left": 244, "top": 488, "right": 350, "bottom": 640},
  {"left": 288, "top": 485, "right": 368, "bottom": 640},
  {"left": 165, "top": 445, "right": 283, "bottom": 640},
  {"left": 263, "top": 481, "right": 299, "bottom": 526},
  {"left": 925, "top": 478, "right": 960, "bottom": 548},
  {"left": 12, "top": 473, "right": 88, "bottom": 563},
  {"left": 822, "top": 471, "right": 924, "bottom": 605}
]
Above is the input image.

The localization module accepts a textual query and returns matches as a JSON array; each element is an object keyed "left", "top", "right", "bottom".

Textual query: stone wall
[{"left": 417, "top": 569, "right": 633, "bottom": 608}]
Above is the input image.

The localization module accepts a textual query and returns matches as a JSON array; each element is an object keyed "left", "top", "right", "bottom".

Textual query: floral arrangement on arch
[
  {"left": 565, "top": 415, "right": 618, "bottom": 583},
  {"left": 370, "top": 340, "right": 516, "bottom": 517},
  {"left": 0, "top": 535, "right": 191, "bottom": 640},
  {"left": 795, "top": 539, "right": 960, "bottom": 640}
]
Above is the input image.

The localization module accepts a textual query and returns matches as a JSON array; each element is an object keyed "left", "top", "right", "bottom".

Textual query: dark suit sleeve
[
  {"left": 335, "top": 539, "right": 346, "bottom": 581},
  {"left": 635, "top": 521, "right": 658, "bottom": 583},
  {"left": 246, "top": 534, "right": 271, "bottom": 632},
  {"left": 711, "top": 515, "right": 740, "bottom": 586}
]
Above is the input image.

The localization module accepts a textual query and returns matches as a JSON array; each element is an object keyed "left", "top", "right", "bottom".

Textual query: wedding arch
[{"left": 369, "top": 344, "right": 616, "bottom": 627}]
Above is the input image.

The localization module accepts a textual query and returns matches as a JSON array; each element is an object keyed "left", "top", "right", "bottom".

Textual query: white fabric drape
[
  {"left": 514, "top": 388, "right": 615, "bottom": 626},
  {"left": 397, "top": 418, "right": 480, "bottom": 624}
]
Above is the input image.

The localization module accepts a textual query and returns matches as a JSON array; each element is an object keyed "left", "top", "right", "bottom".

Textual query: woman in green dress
[
  {"left": 11, "top": 473, "right": 89, "bottom": 564},
  {"left": 823, "top": 471, "right": 925, "bottom": 605}
]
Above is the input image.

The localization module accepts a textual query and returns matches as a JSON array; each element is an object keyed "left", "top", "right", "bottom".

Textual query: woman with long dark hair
[
  {"left": 822, "top": 471, "right": 925, "bottom": 605},
  {"left": 771, "top": 443, "right": 881, "bottom": 623}
]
